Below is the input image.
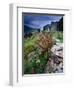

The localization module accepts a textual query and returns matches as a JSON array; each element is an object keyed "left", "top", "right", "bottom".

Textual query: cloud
[{"left": 24, "top": 14, "right": 63, "bottom": 29}]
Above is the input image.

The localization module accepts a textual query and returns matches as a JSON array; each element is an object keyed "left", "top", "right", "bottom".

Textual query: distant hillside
[
  {"left": 24, "top": 25, "right": 40, "bottom": 38},
  {"left": 24, "top": 25, "right": 38, "bottom": 33}
]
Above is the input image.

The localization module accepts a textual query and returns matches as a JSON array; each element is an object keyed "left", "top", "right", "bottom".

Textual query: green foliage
[
  {"left": 49, "top": 31, "right": 63, "bottom": 43},
  {"left": 24, "top": 30, "right": 63, "bottom": 74}
]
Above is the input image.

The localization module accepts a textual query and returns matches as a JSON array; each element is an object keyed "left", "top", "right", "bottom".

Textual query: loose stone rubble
[{"left": 45, "top": 43, "right": 63, "bottom": 73}]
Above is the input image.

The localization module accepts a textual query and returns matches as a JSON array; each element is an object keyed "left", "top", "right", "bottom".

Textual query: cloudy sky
[{"left": 24, "top": 14, "right": 63, "bottom": 29}]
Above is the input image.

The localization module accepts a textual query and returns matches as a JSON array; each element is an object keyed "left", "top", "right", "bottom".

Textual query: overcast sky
[{"left": 24, "top": 14, "right": 63, "bottom": 29}]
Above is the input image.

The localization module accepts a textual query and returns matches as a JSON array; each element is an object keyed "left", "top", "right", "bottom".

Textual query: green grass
[
  {"left": 50, "top": 31, "right": 63, "bottom": 43},
  {"left": 24, "top": 34, "right": 38, "bottom": 47}
]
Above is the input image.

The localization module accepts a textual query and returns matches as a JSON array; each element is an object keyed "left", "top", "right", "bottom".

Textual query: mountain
[
  {"left": 47, "top": 17, "right": 63, "bottom": 32},
  {"left": 43, "top": 24, "right": 51, "bottom": 32},
  {"left": 57, "top": 17, "right": 63, "bottom": 31}
]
